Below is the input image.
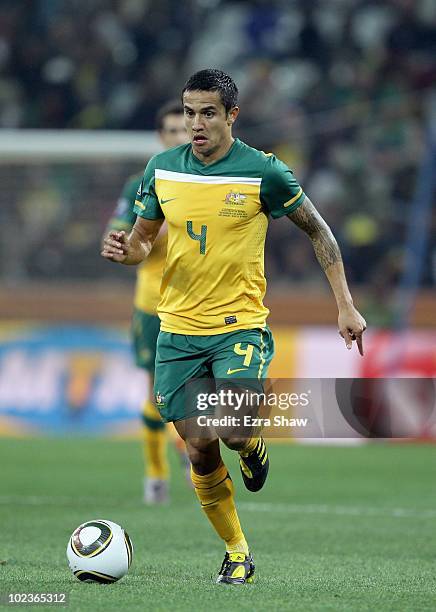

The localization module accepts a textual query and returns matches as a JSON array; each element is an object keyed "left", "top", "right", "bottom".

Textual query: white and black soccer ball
[{"left": 67, "top": 519, "right": 133, "bottom": 584}]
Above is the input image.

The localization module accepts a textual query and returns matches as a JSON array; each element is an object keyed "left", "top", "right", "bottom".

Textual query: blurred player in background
[
  {"left": 102, "top": 69, "right": 366, "bottom": 583},
  {"left": 104, "top": 100, "right": 189, "bottom": 504}
]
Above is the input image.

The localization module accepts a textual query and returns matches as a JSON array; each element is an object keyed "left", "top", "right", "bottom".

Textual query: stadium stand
[{"left": 0, "top": 0, "right": 434, "bottom": 309}]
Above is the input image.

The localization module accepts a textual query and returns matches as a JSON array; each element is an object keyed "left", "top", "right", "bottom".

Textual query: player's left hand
[{"left": 338, "top": 305, "right": 367, "bottom": 356}]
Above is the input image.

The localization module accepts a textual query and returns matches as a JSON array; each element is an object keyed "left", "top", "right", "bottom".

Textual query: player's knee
[
  {"left": 185, "top": 442, "right": 210, "bottom": 473},
  {"left": 220, "top": 436, "right": 246, "bottom": 451},
  {"left": 186, "top": 446, "right": 202, "bottom": 471}
]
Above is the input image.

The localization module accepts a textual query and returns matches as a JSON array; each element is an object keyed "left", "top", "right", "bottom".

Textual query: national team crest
[
  {"left": 155, "top": 391, "right": 165, "bottom": 407},
  {"left": 224, "top": 191, "right": 247, "bottom": 205}
]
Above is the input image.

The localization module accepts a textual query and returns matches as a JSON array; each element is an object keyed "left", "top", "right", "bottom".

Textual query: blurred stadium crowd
[{"left": 0, "top": 0, "right": 435, "bottom": 302}]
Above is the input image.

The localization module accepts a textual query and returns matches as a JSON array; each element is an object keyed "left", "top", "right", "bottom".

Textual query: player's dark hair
[
  {"left": 182, "top": 69, "right": 238, "bottom": 113},
  {"left": 155, "top": 99, "right": 184, "bottom": 131}
]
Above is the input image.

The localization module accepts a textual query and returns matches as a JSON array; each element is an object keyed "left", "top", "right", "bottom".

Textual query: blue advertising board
[{"left": 0, "top": 324, "right": 147, "bottom": 436}]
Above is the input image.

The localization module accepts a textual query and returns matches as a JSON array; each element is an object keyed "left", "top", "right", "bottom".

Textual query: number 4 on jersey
[{"left": 187, "top": 221, "right": 207, "bottom": 255}]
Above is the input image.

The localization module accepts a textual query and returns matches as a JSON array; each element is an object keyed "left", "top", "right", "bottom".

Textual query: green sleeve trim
[
  {"left": 269, "top": 191, "right": 306, "bottom": 219},
  {"left": 133, "top": 204, "right": 164, "bottom": 220},
  {"left": 260, "top": 154, "right": 305, "bottom": 220},
  {"left": 133, "top": 156, "right": 164, "bottom": 219},
  {"left": 136, "top": 211, "right": 165, "bottom": 220}
]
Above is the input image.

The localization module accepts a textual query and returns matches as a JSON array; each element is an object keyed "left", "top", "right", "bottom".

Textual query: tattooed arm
[{"left": 288, "top": 197, "right": 366, "bottom": 355}]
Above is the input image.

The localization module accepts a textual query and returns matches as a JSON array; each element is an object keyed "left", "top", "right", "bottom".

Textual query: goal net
[{"left": 0, "top": 129, "right": 161, "bottom": 282}]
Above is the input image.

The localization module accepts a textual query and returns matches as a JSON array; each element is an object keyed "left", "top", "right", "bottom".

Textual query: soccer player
[
  {"left": 102, "top": 69, "right": 366, "bottom": 583},
  {"left": 104, "top": 100, "right": 189, "bottom": 504}
]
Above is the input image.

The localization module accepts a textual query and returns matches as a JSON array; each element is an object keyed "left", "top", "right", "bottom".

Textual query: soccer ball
[{"left": 66, "top": 519, "right": 133, "bottom": 584}]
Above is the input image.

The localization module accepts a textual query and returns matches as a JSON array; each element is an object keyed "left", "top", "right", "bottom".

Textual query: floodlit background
[{"left": 0, "top": 0, "right": 434, "bottom": 437}]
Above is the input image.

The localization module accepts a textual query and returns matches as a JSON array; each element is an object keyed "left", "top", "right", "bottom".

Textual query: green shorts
[
  {"left": 131, "top": 308, "right": 161, "bottom": 373},
  {"left": 154, "top": 327, "right": 274, "bottom": 422}
]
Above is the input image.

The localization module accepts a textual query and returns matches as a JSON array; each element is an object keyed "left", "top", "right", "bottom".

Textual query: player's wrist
[
  {"left": 123, "top": 243, "right": 147, "bottom": 265},
  {"left": 337, "top": 297, "right": 354, "bottom": 311},
  {"left": 336, "top": 296, "right": 355, "bottom": 316},
  {"left": 122, "top": 253, "right": 140, "bottom": 265}
]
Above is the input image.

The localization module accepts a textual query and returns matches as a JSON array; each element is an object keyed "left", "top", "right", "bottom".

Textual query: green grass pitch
[{"left": 1, "top": 438, "right": 435, "bottom": 611}]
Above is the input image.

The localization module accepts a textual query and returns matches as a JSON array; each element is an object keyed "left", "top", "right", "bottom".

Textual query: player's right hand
[{"left": 101, "top": 230, "right": 128, "bottom": 263}]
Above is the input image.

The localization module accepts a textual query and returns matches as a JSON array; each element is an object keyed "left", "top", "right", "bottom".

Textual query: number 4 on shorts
[
  {"left": 187, "top": 221, "right": 207, "bottom": 254},
  {"left": 234, "top": 343, "right": 254, "bottom": 367}
]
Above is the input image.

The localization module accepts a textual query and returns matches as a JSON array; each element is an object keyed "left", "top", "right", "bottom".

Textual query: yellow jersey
[{"left": 134, "top": 139, "right": 305, "bottom": 334}]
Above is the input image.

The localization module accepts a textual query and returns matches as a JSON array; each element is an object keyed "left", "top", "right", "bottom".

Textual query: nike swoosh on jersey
[
  {"left": 226, "top": 367, "right": 248, "bottom": 375},
  {"left": 160, "top": 198, "right": 177, "bottom": 205}
]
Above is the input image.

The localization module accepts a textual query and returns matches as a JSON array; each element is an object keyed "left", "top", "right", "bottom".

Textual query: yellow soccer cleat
[{"left": 216, "top": 552, "right": 255, "bottom": 585}]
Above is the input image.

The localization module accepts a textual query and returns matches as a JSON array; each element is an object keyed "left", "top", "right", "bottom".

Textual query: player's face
[
  {"left": 159, "top": 114, "right": 188, "bottom": 149},
  {"left": 183, "top": 90, "right": 239, "bottom": 163}
]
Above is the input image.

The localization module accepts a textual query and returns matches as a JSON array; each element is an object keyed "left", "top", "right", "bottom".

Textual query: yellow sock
[
  {"left": 191, "top": 461, "right": 249, "bottom": 555},
  {"left": 142, "top": 400, "right": 168, "bottom": 480}
]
